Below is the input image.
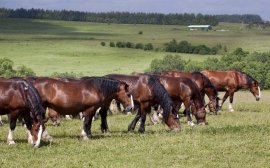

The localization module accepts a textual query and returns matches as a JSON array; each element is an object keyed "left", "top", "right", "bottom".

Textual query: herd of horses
[{"left": 0, "top": 70, "right": 261, "bottom": 147}]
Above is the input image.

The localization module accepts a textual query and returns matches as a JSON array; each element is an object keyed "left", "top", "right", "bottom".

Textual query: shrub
[
  {"left": 138, "top": 30, "right": 143, "bottom": 35},
  {"left": 135, "top": 43, "right": 144, "bottom": 49},
  {"left": 100, "top": 41, "right": 106, "bottom": 46},
  {"left": 109, "top": 42, "right": 115, "bottom": 47},
  {"left": 144, "top": 43, "right": 153, "bottom": 50},
  {"left": 16, "top": 65, "right": 36, "bottom": 77},
  {"left": 146, "top": 55, "right": 186, "bottom": 73},
  {"left": 116, "top": 41, "right": 125, "bottom": 48},
  {"left": 125, "top": 42, "right": 134, "bottom": 48}
]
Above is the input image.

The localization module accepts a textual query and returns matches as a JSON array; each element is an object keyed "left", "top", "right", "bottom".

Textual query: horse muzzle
[
  {"left": 256, "top": 96, "right": 260, "bottom": 101},
  {"left": 123, "top": 105, "right": 133, "bottom": 112}
]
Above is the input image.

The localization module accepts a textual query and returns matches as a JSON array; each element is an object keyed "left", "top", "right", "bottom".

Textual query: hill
[{"left": 0, "top": 18, "right": 270, "bottom": 76}]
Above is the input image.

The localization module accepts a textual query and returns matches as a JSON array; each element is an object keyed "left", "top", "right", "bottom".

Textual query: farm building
[{"left": 188, "top": 25, "right": 212, "bottom": 31}]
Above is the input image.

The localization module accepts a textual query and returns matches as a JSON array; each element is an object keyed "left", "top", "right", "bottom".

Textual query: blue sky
[{"left": 1, "top": 0, "right": 269, "bottom": 21}]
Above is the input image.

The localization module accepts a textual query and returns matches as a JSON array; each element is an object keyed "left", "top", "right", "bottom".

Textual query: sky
[{"left": 1, "top": 0, "right": 269, "bottom": 21}]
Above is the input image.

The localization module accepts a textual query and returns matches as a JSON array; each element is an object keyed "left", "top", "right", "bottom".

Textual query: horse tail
[
  {"left": 147, "top": 75, "right": 172, "bottom": 122},
  {"left": 17, "top": 79, "right": 45, "bottom": 120}
]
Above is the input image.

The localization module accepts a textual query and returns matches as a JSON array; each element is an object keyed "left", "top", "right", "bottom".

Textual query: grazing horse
[
  {"left": 159, "top": 71, "right": 219, "bottom": 113},
  {"left": 0, "top": 78, "right": 47, "bottom": 147},
  {"left": 150, "top": 75, "right": 207, "bottom": 125},
  {"left": 201, "top": 70, "right": 261, "bottom": 112},
  {"left": 27, "top": 76, "right": 134, "bottom": 139},
  {"left": 105, "top": 74, "right": 180, "bottom": 133}
]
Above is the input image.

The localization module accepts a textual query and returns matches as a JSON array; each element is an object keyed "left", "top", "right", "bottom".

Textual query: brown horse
[
  {"left": 201, "top": 70, "right": 261, "bottom": 112},
  {"left": 0, "top": 78, "right": 47, "bottom": 147},
  {"left": 160, "top": 71, "right": 219, "bottom": 113},
  {"left": 105, "top": 74, "right": 180, "bottom": 133},
  {"left": 27, "top": 76, "right": 134, "bottom": 139},
  {"left": 149, "top": 74, "right": 207, "bottom": 125}
]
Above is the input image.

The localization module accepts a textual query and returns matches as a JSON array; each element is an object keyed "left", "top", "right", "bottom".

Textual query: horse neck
[
  {"left": 237, "top": 72, "right": 252, "bottom": 89},
  {"left": 193, "top": 91, "right": 204, "bottom": 109},
  {"left": 18, "top": 80, "right": 44, "bottom": 119},
  {"left": 147, "top": 76, "right": 171, "bottom": 121}
]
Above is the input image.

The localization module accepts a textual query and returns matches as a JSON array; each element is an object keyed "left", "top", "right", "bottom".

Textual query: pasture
[
  {"left": 1, "top": 18, "right": 270, "bottom": 76},
  {"left": 0, "top": 91, "right": 270, "bottom": 167},
  {"left": 0, "top": 18, "right": 270, "bottom": 167}
]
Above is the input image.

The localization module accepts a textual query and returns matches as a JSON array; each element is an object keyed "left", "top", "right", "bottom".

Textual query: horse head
[
  {"left": 249, "top": 80, "right": 261, "bottom": 101},
  {"left": 166, "top": 106, "right": 181, "bottom": 131},
  {"left": 115, "top": 82, "right": 134, "bottom": 112},
  {"left": 19, "top": 79, "right": 46, "bottom": 147}
]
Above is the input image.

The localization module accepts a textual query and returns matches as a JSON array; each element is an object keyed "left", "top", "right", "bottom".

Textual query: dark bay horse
[
  {"left": 27, "top": 76, "right": 134, "bottom": 139},
  {"left": 150, "top": 75, "right": 207, "bottom": 125},
  {"left": 201, "top": 70, "right": 261, "bottom": 112},
  {"left": 0, "top": 78, "right": 47, "bottom": 147},
  {"left": 105, "top": 74, "right": 180, "bottom": 133},
  {"left": 160, "top": 71, "right": 219, "bottom": 113}
]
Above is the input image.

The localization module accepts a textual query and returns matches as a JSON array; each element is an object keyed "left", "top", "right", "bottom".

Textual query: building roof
[{"left": 188, "top": 25, "right": 211, "bottom": 28}]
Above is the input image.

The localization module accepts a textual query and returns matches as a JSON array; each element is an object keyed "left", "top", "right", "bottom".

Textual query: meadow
[
  {"left": 0, "top": 18, "right": 270, "bottom": 167},
  {"left": 0, "top": 91, "right": 269, "bottom": 168},
  {"left": 1, "top": 18, "right": 270, "bottom": 76}
]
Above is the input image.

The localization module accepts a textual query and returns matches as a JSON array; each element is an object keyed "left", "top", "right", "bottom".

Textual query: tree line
[
  {"left": 0, "top": 8, "right": 218, "bottom": 25},
  {"left": 216, "top": 14, "right": 263, "bottom": 24},
  {"left": 147, "top": 48, "right": 270, "bottom": 89}
]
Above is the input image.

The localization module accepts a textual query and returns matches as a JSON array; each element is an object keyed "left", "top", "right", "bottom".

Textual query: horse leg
[
  {"left": 0, "top": 116, "right": 3, "bottom": 126},
  {"left": 138, "top": 103, "right": 150, "bottom": 133},
  {"left": 99, "top": 106, "right": 109, "bottom": 133},
  {"left": 7, "top": 112, "right": 19, "bottom": 145},
  {"left": 220, "top": 91, "right": 230, "bottom": 110},
  {"left": 81, "top": 107, "right": 96, "bottom": 140},
  {"left": 149, "top": 104, "right": 159, "bottom": 124},
  {"left": 228, "top": 91, "right": 235, "bottom": 112},
  {"left": 128, "top": 109, "right": 141, "bottom": 132},
  {"left": 22, "top": 112, "right": 34, "bottom": 145},
  {"left": 183, "top": 99, "right": 194, "bottom": 126}
]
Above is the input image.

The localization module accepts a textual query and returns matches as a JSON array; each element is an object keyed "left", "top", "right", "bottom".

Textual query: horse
[
  {"left": 149, "top": 74, "right": 207, "bottom": 125},
  {"left": 27, "top": 76, "right": 134, "bottom": 139},
  {"left": 105, "top": 74, "right": 180, "bottom": 133},
  {"left": 201, "top": 70, "right": 261, "bottom": 112},
  {"left": 159, "top": 71, "right": 219, "bottom": 114},
  {"left": 0, "top": 78, "right": 48, "bottom": 147}
]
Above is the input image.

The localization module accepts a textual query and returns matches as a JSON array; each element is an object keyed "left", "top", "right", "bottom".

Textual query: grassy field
[
  {"left": 1, "top": 18, "right": 270, "bottom": 76},
  {"left": 0, "top": 18, "right": 270, "bottom": 167},
  {"left": 0, "top": 91, "right": 269, "bottom": 167}
]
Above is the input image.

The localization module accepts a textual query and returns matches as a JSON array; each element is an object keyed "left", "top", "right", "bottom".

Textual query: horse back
[
  {"left": 201, "top": 70, "right": 239, "bottom": 91},
  {"left": 0, "top": 81, "right": 26, "bottom": 113}
]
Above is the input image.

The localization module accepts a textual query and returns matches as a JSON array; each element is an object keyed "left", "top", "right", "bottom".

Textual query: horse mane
[
  {"left": 236, "top": 71, "right": 257, "bottom": 86},
  {"left": 16, "top": 79, "right": 45, "bottom": 120},
  {"left": 192, "top": 71, "right": 218, "bottom": 96},
  {"left": 147, "top": 75, "right": 172, "bottom": 122},
  {"left": 82, "top": 76, "right": 123, "bottom": 98}
]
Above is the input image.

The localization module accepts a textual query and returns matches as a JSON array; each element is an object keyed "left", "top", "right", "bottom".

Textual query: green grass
[
  {"left": 0, "top": 91, "right": 270, "bottom": 168},
  {"left": 0, "top": 18, "right": 270, "bottom": 167},
  {"left": 1, "top": 18, "right": 270, "bottom": 76}
]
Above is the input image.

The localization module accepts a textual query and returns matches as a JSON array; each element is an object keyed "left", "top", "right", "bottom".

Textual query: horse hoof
[
  {"left": 228, "top": 109, "right": 234, "bottom": 112},
  {"left": 8, "top": 141, "right": 16, "bottom": 145},
  {"left": 198, "top": 122, "right": 206, "bottom": 126},
  {"left": 188, "top": 121, "right": 195, "bottom": 126},
  {"left": 172, "top": 128, "right": 181, "bottom": 132}
]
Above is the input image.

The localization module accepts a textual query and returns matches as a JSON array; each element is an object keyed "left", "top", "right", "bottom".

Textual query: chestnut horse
[
  {"left": 0, "top": 78, "right": 47, "bottom": 147},
  {"left": 150, "top": 75, "right": 207, "bottom": 125},
  {"left": 160, "top": 71, "right": 219, "bottom": 113},
  {"left": 105, "top": 74, "right": 180, "bottom": 133},
  {"left": 201, "top": 70, "right": 261, "bottom": 112},
  {"left": 27, "top": 76, "right": 134, "bottom": 139}
]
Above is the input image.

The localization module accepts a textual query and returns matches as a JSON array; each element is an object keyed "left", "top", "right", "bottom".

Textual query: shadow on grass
[{"left": 0, "top": 18, "right": 115, "bottom": 40}]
